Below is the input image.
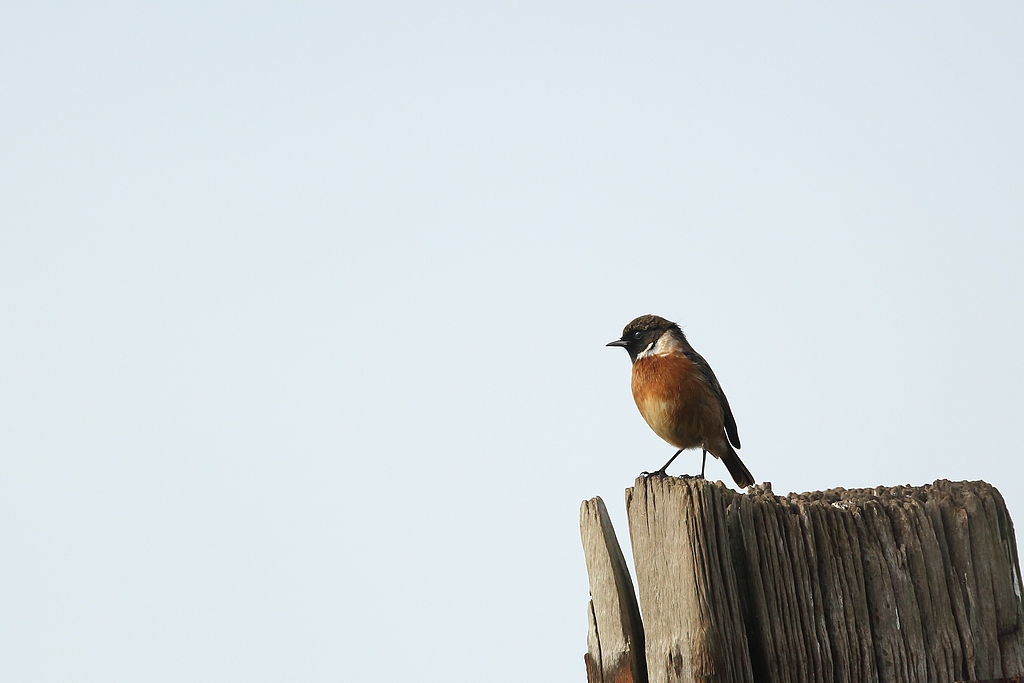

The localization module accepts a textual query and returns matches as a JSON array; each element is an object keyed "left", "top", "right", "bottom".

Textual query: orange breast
[{"left": 631, "top": 354, "right": 723, "bottom": 449}]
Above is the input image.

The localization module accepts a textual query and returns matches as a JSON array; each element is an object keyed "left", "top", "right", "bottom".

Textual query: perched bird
[{"left": 607, "top": 314, "right": 754, "bottom": 488}]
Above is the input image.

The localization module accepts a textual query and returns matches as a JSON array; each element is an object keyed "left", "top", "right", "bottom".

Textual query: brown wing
[{"left": 683, "top": 350, "right": 741, "bottom": 449}]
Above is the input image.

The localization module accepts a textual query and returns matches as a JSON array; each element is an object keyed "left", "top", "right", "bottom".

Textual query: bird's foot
[{"left": 641, "top": 470, "right": 705, "bottom": 480}]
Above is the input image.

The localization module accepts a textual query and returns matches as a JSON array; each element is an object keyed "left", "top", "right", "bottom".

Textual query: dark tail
[{"left": 719, "top": 443, "right": 754, "bottom": 488}]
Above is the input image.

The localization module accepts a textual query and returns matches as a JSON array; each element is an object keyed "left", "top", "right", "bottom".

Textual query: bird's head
[{"left": 606, "top": 314, "right": 685, "bottom": 363}]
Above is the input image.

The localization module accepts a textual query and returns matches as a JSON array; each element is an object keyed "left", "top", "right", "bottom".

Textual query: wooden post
[
  {"left": 581, "top": 478, "right": 1024, "bottom": 683},
  {"left": 581, "top": 496, "right": 648, "bottom": 683},
  {"left": 627, "top": 477, "right": 754, "bottom": 683}
]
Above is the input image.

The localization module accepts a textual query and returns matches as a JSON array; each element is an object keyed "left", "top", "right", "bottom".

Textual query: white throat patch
[
  {"left": 636, "top": 330, "right": 682, "bottom": 360},
  {"left": 635, "top": 340, "right": 656, "bottom": 359}
]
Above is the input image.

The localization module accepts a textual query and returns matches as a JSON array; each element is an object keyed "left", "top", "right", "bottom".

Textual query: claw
[{"left": 641, "top": 469, "right": 668, "bottom": 478}]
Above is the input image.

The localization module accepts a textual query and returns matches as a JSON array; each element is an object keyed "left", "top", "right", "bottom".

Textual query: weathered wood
[
  {"left": 729, "top": 481, "right": 1024, "bottom": 683},
  {"left": 584, "top": 478, "right": 1024, "bottom": 683},
  {"left": 581, "top": 496, "right": 648, "bottom": 683},
  {"left": 626, "top": 477, "right": 754, "bottom": 683}
]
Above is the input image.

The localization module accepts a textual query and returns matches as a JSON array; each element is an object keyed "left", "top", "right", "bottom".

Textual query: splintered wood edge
[{"left": 581, "top": 496, "right": 647, "bottom": 683}]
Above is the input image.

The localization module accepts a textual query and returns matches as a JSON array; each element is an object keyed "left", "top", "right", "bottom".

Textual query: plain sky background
[{"left": 2, "top": 2, "right": 1023, "bottom": 681}]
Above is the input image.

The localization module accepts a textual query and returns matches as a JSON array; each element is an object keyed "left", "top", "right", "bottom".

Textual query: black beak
[{"left": 606, "top": 339, "right": 629, "bottom": 348}]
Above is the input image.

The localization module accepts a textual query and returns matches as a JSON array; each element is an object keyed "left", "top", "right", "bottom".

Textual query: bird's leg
[
  {"left": 648, "top": 449, "right": 683, "bottom": 477},
  {"left": 697, "top": 449, "right": 707, "bottom": 479}
]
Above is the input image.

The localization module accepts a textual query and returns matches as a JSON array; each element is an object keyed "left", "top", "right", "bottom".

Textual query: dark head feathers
[{"left": 620, "top": 314, "right": 680, "bottom": 338}]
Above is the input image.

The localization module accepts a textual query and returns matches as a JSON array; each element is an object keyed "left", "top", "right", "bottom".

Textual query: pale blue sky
[{"left": 2, "top": 3, "right": 1022, "bottom": 681}]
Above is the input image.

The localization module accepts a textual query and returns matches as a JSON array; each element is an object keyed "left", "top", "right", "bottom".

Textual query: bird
[{"left": 607, "top": 314, "right": 754, "bottom": 488}]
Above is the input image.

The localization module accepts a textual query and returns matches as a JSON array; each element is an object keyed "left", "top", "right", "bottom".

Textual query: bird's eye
[{"left": 633, "top": 331, "right": 642, "bottom": 339}]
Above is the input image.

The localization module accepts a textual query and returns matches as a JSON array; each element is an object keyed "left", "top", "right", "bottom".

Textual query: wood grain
[
  {"left": 582, "top": 496, "right": 648, "bottom": 683},
  {"left": 597, "top": 478, "right": 1024, "bottom": 683},
  {"left": 626, "top": 476, "right": 753, "bottom": 683}
]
